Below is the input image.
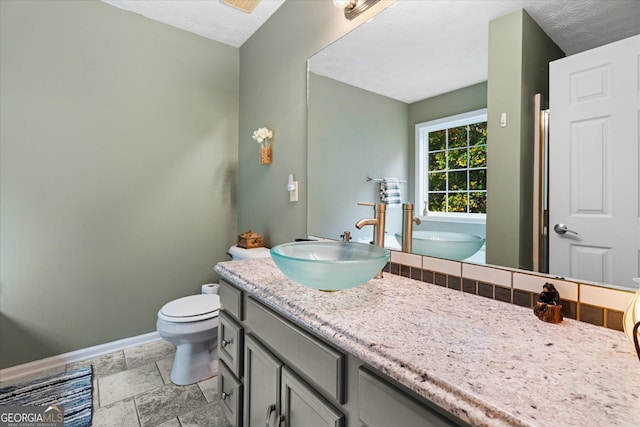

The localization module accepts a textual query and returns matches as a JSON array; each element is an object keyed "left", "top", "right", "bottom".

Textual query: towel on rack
[{"left": 380, "top": 178, "right": 402, "bottom": 206}]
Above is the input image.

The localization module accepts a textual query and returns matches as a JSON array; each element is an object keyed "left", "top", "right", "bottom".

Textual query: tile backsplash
[{"left": 385, "top": 250, "right": 634, "bottom": 332}]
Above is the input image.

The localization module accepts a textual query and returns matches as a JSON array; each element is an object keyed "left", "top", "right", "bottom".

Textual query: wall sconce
[{"left": 333, "top": 0, "right": 380, "bottom": 20}]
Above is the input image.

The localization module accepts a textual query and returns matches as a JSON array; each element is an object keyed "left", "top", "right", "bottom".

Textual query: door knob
[{"left": 553, "top": 223, "right": 578, "bottom": 235}]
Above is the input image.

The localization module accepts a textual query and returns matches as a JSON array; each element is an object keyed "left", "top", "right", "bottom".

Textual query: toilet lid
[
  {"left": 228, "top": 245, "right": 271, "bottom": 260},
  {"left": 159, "top": 294, "right": 220, "bottom": 321}
]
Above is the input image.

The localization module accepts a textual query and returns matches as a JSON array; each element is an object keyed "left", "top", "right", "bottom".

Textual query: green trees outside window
[{"left": 426, "top": 121, "right": 487, "bottom": 214}]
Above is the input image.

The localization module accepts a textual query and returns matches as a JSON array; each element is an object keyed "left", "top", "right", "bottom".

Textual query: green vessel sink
[{"left": 270, "top": 241, "right": 389, "bottom": 291}]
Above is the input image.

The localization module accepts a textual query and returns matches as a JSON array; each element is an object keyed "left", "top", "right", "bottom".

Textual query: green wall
[
  {"left": 1, "top": 0, "right": 568, "bottom": 369},
  {"left": 0, "top": 0, "right": 239, "bottom": 367},
  {"left": 486, "top": 10, "right": 564, "bottom": 270},
  {"left": 237, "top": 0, "right": 391, "bottom": 246},
  {"left": 519, "top": 12, "right": 565, "bottom": 268},
  {"left": 307, "top": 73, "right": 408, "bottom": 242},
  {"left": 305, "top": 75, "right": 487, "bottom": 242},
  {"left": 408, "top": 82, "right": 488, "bottom": 202},
  {"left": 407, "top": 82, "right": 488, "bottom": 239}
]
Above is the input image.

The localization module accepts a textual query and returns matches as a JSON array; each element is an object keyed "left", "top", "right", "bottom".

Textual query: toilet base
[{"left": 170, "top": 341, "right": 219, "bottom": 386}]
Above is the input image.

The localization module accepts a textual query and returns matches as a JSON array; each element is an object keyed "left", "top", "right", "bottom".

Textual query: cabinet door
[
  {"left": 219, "top": 279, "right": 243, "bottom": 319},
  {"left": 281, "top": 366, "right": 344, "bottom": 427},
  {"left": 246, "top": 297, "right": 345, "bottom": 403},
  {"left": 244, "top": 334, "right": 282, "bottom": 427},
  {"left": 218, "top": 360, "right": 243, "bottom": 427},
  {"left": 358, "top": 368, "right": 466, "bottom": 427},
  {"left": 219, "top": 311, "right": 244, "bottom": 378}
]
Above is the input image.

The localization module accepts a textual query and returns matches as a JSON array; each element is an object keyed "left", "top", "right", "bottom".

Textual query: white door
[{"left": 549, "top": 35, "right": 640, "bottom": 287}]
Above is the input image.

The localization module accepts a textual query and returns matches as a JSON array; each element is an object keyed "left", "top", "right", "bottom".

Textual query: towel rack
[{"left": 366, "top": 176, "right": 407, "bottom": 183}]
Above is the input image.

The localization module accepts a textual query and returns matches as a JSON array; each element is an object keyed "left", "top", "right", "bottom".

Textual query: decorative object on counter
[
  {"left": 534, "top": 282, "right": 563, "bottom": 323},
  {"left": 251, "top": 126, "right": 273, "bottom": 164},
  {"left": 622, "top": 278, "right": 640, "bottom": 362},
  {"left": 237, "top": 229, "right": 264, "bottom": 249}
]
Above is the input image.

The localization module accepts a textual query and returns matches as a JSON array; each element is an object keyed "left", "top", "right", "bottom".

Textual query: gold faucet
[
  {"left": 356, "top": 202, "right": 387, "bottom": 278},
  {"left": 401, "top": 203, "right": 421, "bottom": 253}
]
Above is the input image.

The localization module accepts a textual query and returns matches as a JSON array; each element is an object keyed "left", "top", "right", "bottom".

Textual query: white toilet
[{"left": 156, "top": 245, "right": 270, "bottom": 385}]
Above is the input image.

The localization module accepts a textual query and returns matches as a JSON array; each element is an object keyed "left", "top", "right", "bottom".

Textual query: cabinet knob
[
  {"left": 221, "top": 391, "right": 230, "bottom": 401},
  {"left": 221, "top": 339, "right": 232, "bottom": 348}
]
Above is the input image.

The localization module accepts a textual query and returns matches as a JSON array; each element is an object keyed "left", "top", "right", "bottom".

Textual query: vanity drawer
[
  {"left": 245, "top": 297, "right": 345, "bottom": 403},
  {"left": 219, "top": 310, "right": 244, "bottom": 378},
  {"left": 219, "top": 279, "right": 243, "bottom": 320},
  {"left": 358, "top": 368, "right": 464, "bottom": 427},
  {"left": 218, "top": 359, "right": 243, "bottom": 427}
]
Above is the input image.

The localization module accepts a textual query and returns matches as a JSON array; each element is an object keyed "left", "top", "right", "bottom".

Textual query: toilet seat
[{"left": 158, "top": 294, "right": 220, "bottom": 323}]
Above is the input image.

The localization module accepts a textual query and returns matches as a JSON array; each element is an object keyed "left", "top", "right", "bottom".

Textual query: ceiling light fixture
[
  {"left": 220, "top": 0, "right": 260, "bottom": 14},
  {"left": 333, "top": 0, "right": 380, "bottom": 21}
]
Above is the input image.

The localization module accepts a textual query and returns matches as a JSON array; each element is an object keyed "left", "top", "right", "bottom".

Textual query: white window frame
[{"left": 415, "top": 108, "right": 487, "bottom": 223}]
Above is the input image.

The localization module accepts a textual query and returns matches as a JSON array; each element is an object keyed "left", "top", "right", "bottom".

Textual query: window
[{"left": 415, "top": 109, "right": 487, "bottom": 220}]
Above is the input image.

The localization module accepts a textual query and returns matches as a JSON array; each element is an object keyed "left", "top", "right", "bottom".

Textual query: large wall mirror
[{"left": 307, "top": 0, "right": 640, "bottom": 289}]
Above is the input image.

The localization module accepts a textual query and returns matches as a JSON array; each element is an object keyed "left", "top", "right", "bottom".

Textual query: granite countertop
[{"left": 215, "top": 258, "right": 640, "bottom": 427}]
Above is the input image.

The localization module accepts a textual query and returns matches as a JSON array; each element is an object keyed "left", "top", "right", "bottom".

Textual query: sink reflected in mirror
[
  {"left": 270, "top": 242, "right": 389, "bottom": 291},
  {"left": 395, "top": 231, "right": 485, "bottom": 261}
]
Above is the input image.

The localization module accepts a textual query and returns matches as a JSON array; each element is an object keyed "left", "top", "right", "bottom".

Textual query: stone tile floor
[{"left": 1, "top": 340, "right": 229, "bottom": 426}]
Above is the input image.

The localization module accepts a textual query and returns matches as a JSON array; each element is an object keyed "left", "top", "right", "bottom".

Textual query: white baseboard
[{"left": 0, "top": 331, "right": 162, "bottom": 383}]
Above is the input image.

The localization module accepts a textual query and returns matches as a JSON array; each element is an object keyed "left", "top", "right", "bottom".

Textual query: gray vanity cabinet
[
  {"left": 218, "top": 279, "right": 467, "bottom": 427},
  {"left": 218, "top": 358, "right": 243, "bottom": 427},
  {"left": 218, "top": 281, "right": 245, "bottom": 427},
  {"left": 280, "top": 366, "right": 344, "bottom": 427},
  {"left": 244, "top": 297, "right": 346, "bottom": 404},
  {"left": 219, "top": 311, "right": 243, "bottom": 377},
  {"left": 358, "top": 368, "right": 462, "bottom": 427},
  {"left": 245, "top": 333, "right": 344, "bottom": 427}
]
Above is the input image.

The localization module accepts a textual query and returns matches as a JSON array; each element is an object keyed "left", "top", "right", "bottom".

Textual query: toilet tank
[{"left": 228, "top": 245, "right": 271, "bottom": 260}]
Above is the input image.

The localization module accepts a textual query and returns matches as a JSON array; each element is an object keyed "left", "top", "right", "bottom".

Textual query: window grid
[{"left": 422, "top": 119, "right": 487, "bottom": 215}]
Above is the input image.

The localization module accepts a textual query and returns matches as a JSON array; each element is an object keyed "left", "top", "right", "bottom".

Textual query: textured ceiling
[
  {"left": 102, "top": 0, "right": 640, "bottom": 103},
  {"left": 102, "top": 0, "right": 286, "bottom": 47},
  {"left": 309, "top": 0, "right": 640, "bottom": 103}
]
